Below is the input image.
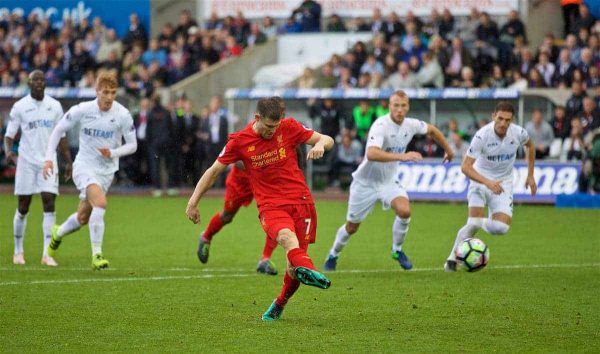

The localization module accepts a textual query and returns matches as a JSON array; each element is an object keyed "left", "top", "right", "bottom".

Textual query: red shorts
[
  {"left": 224, "top": 172, "right": 253, "bottom": 212},
  {"left": 259, "top": 204, "right": 317, "bottom": 248},
  {"left": 224, "top": 186, "right": 253, "bottom": 212}
]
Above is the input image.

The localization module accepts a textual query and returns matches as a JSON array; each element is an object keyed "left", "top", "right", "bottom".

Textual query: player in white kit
[
  {"left": 324, "top": 90, "right": 454, "bottom": 271},
  {"left": 444, "top": 101, "right": 537, "bottom": 272},
  {"left": 43, "top": 71, "right": 137, "bottom": 269},
  {"left": 3, "top": 70, "right": 72, "bottom": 266}
]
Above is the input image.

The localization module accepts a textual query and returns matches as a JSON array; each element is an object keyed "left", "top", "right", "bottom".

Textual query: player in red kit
[
  {"left": 197, "top": 162, "right": 279, "bottom": 275},
  {"left": 186, "top": 97, "right": 334, "bottom": 321}
]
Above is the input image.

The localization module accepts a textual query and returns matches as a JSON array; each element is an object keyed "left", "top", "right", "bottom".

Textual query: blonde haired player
[{"left": 43, "top": 71, "right": 137, "bottom": 269}]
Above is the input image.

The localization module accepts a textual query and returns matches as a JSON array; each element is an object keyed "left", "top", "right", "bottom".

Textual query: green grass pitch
[{"left": 1, "top": 195, "right": 598, "bottom": 352}]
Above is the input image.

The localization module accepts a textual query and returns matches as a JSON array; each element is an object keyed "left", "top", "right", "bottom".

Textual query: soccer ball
[{"left": 455, "top": 238, "right": 490, "bottom": 272}]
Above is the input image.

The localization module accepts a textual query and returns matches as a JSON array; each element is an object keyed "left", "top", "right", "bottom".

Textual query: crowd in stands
[
  {"left": 296, "top": 4, "right": 600, "bottom": 91},
  {"left": 0, "top": 8, "right": 276, "bottom": 98}
]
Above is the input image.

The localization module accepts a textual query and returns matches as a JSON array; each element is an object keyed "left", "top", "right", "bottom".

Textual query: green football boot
[
  {"left": 261, "top": 300, "right": 284, "bottom": 321},
  {"left": 47, "top": 225, "right": 61, "bottom": 258},
  {"left": 294, "top": 267, "right": 331, "bottom": 289},
  {"left": 92, "top": 253, "right": 110, "bottom": 270}
]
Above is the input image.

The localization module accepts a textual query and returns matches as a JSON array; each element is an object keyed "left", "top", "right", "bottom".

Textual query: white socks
[
  {"left": 448, "top": 217, "right": 510, "bottom": 261},
  {"left": 89, "top": 207, "right": 106, "bottom": 256},
  {"left": 57, "top": 213, "right": 81, "bottom": 237},
  {"left": 482, "top": 219, "right": 510, "bottom": 235},
  {"left": 13, "top": 210, "right": 28, "bottom": 255},
  {"left": 448, "top": 217, "right": 483, "bottom": 261},
  {"left": 392, "top": 217, "right": 411, "bottom": 252},
  {"left": 42, "top": 212, "right": 55, "bottom": 257},
  {"left": 330, "top": 224, "right": 351, "bottom": 257}
]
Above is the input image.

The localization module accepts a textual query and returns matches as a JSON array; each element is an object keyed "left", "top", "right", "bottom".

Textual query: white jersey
[
  {"left": 48, "top": 99, "right": 136, "bottom": 175},
  {"left": 5, "top": 94, "right": 63, "bottom": 165},
  {"left": 466, "top": 122, "right": 529, "bottom": 181},
  {"left": 352, "top": 114, "right": 428, "bottom": 185}
]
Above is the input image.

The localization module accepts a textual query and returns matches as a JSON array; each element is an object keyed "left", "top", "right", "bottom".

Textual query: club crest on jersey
[{"left": 278, "top": 147, "right": 286, "bottom": 159}]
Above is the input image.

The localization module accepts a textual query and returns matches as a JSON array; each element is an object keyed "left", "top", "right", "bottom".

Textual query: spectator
[
  {"left": 261, "top": 16, "right": 278, "bottom": 39},
  {"left": 416, "top": 134, "right": 445, "bottom": 158},
  {"left": 527, "top": 67, "right": 547, "bottom": 88},
  {"left": 206, "top": 95, "right": 229, "bottom": 175},
  {"left": 360, "top": 53, "right": 384, "bottom": 76},
  {"left": 456, "top": 7, "right": 480, "bottom": 48},
  {"left": 220, "top": 35, "right": 243, "bottom": 60},
  {"left": 456, "top": 66, "right": 477, "bottom": 88},
  {"left": 537, "top": 32, "right": 560, "bottom": 63},
  {"left": 131, "top": 97, "right": 151, "bottom": 185},
  {"left": 448, "top": 132, "right": 469, "bottom": 159},
  {"left": 484, "top": 64, "right": 509, "bottom": 88},
  {"left": 561, "top": 0, "right": 582, "bottom": 36},
  {"left": 295, "top": 0, "right": 322, "bottom": 32},
  {"left": 298, "top": 67, "right": 316, "bottom": 88},
  {"left": 146, "top": 96, "right": 173, "bottom": 196},
  {"left": 383, "top": 12, "right": 405, "bottom": 43},
  {"left": 309, "top": 99, "right": 344, "bottom": 139},
  {"left": 552, "top": 48, "right": 576, "bottom": 86},
  {"left": 566, "top": 80, "right": 587, "bottom": 119},
  {"left": 382, "top": 61, "right": 419, "bottom": 89},
  {"left": 561, "top": 118, "right": 586, "bottom": 161},
  {"left": 245, "top": 23, "right": 267, "bottom": 47},
  {"left": 572, "top": 3, "right": 595, "bottom": 34},
  {"left": 438, "top": 9, "right": 455, "bottom": 41},
  {"left": 535, "top": 52, "right": 556, "bottom": 86},
  {"left": 314, "top": 63, "right": 337, "bottom": 88},
  {"left": 442, "top": 37, "right": 474, "bottom": 84},
  {"left": 197, "top": 35, "right": 220, "bottom": 65},
  {"left": 231, "top": 11, "right": 250, "bottom": 44},
  {"left": 123, "top": 13, "right": 147, "bottom": 51},
  {"left": 142, "top": 39, "right": 167, "bottom": 67},
  {"left": 327, "top": 14, "right": 347, "bottom": 32},
  {"left": 96, "top": 29, "right": 123, "bottom": 63},
  {"left": 179, "top": 100, "right": 200, "bottom": 185},
  {"left": 369, "top": 8, "right": 385, "bottom": 34},
  {"left": 500, "top": 9, "right": 527, "bottom": 45},
  {"left": 329, "top": 131, "right": 363, "bottom": 187},
  {"left": 68, "top": 40, "right": 94, "bottom": 85},
  {"left": 374, "top": 99, "right": 389, "bottom": 117},
  {"left": 337, "top": 66, "right": 357, "bottom": 89},
  {"left": 351, "top": 100, "right": 376, "bottom": 141},
  {"left": 280, "top": 16, "right": 302, "bottom": 34},
  {"left": 416, "top": 51, "right": 444, "bottom": 88},
  {"left": 175, "top": 9, "right": 198, "bottom": 39},
  {"left": 550, "top": 106, "right": 570, "bottom": 140},
  {"left": 580, "top": 97, "right": 600, "bottom": 137},
  {"left": 525, "top": 109, "right": 555, "bottom": 159}
]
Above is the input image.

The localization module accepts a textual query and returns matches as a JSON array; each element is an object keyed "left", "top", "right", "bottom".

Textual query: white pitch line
[{"left": 0, "top": 263, "right": 598, "bottom": 287}]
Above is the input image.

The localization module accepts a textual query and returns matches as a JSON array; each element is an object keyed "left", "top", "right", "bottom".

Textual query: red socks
[
  {"left": 286, "top": 247, "right": 316, "bottom": 270},
  {"left": 275, "top": 272, "right": 300, "bottom": 306},
  {"left": 202, "top": 213, "right": 224, "bottom": 241},
  {"left": 261, "top": 237, "right": 277, "bottom": 260}
]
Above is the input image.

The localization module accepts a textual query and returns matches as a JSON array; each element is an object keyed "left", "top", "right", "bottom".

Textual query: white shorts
[
  {"left": 14, "top": 159, "right": 59, "bottom": 195},
  {"left": 467, "top": 180, "right": 513, "bottom": 217},
  {"left": 346, "top": 179, "right": 409, "bottom": 223},
  {"left": 73, "top": 168, "right": 114, "bottom": 200}
]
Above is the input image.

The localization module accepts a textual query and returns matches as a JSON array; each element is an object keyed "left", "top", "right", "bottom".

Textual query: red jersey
[
  {"left": 218, "top": 118, "right": 314, "bottom": 209},
  {"left": 226, "top": 164, "right": 251, "bottom": 190}
]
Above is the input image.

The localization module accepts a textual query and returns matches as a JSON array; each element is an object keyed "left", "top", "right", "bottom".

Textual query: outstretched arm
[
  {"left": 366, "top": 146, "right": 423, "bottom": 162},
  {"left": 427, "top": 123, "right": 454, "bottom": 162},
  {"left": 58, "top": 138, "right": 73, "bottom": 181},
  {"left": 305, "top": 131, "right": 334, "bottom": 160},
  {"left": 186, "top": 160, "right": 228, "bottom": 224},
  {"left": 524, "top": 138, "right": 537, "bottom": 196},
  {"left": 43, "top": 118, "right": 73, "bottom": 179}
]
